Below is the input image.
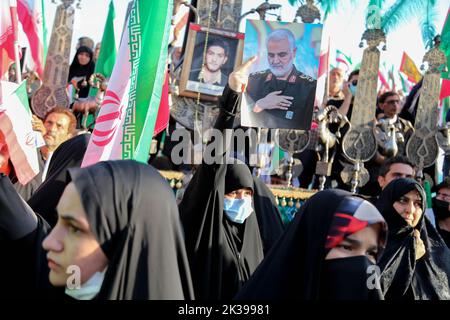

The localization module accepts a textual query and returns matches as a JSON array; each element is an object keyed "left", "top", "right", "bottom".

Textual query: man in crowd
[
  {"left": 190, "top": 38, "right": 230, "bottom": 87},
  {"left": 11, "top": 107, "right": 76, "bottom": 200}
]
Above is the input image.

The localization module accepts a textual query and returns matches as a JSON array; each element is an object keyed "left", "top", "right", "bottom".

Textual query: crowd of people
[{"left": 1, "top": 35, "right": 450, "bottom": 302}]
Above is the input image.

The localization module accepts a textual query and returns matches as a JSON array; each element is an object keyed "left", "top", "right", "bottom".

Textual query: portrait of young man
[
  {"left": 186, "top": 36, "right": 238, "bottom": 96},
  {"left": 241, "top": 21, "right": 322, "bottom": 129}
]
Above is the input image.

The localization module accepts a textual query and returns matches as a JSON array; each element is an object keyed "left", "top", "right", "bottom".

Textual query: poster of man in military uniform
[{"left": 241, "top": 21, "right": 323, "bottom": 129}]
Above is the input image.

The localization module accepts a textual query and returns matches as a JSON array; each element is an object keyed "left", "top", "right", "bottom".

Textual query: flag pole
[{"left": 9, "top": 0, "right": 21, "bottom": 83}]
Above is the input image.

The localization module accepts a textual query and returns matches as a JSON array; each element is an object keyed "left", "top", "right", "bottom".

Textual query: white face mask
[
  {"left": 224, "top": 197, "right": 254, "bottom": 224},
  {"left": 65, "top": 268, "right": 106, "bottom": 300}
]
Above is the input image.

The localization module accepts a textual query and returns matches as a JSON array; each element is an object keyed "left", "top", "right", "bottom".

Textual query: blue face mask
[
  {"left": 349, "top": 83, "right": 357, "bottom": 96},
  {"left": 224, "top": 197, "right": 254, "bottom": 224}
]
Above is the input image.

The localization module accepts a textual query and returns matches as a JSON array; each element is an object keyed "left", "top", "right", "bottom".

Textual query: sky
[{"left": 18, "top": 0, "right": 449, "bottom": 74}]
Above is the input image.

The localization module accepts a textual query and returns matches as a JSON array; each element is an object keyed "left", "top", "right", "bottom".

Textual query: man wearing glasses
[{"left": 376, "top": 91, "right": 414, "bottom": 157}]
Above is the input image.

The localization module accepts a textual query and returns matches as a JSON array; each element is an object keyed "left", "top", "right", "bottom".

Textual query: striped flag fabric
[
  {"left": 335, "top": 49, "right": 352, "bottom": 72},
  {"left": 378, "top": 71, "right": 390, "bottom": 91},
  {"left": 0, "top": 80, "right": 39, "bottom": 184},
  {"left": 315, "top": 34, "right": 330, "bottom": 108},
  {"left": 17, "top": 0, "right": 46, "bottom": 77},
  {"left": 399, "top": 71, "right": 412, "bottom": 94},
  {"left": 84, "top": 0, "right": 117, "bottom": 128},
  {"left": 81, "top": 0, "right": 172, "bottom": 167},
  {"left": 89, "top": 0, "right": 117, "bottom": 97},
  {"left": 399, "top": 52, "right": 422, "bottom": 83},
  {"left": 440, "top": 8, "right": 450, "bottom": 100},
  {"left": 0, "top": 0, "right": 16, "bottom": 81}
]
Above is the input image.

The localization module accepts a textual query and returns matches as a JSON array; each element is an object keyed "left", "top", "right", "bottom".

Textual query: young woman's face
[
  {"left": 325, "top": 224, "right": 382, "bottom": 264},
  {"left": 42, "top": 182, "right": 108, "bottom": 286},
  {"left": 393, "top": 189, "right": 423, "bottom": 227},
  {"left": 77, "top": 52, "right": 91, "bottom": 66}
]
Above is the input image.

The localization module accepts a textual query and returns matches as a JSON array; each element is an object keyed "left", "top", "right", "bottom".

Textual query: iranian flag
[
  {"left": 0, "top": 80, "right": 39, "bottom": 184},
  {"left": 336, "top": 49, "right": 352, "bottom": 72},
  {"left": 81, "top": 0, "right": 172, "bottom": 167},
  {"left": 89, "top": 0, "right": 117, "bottom": 98},
  {"left": 399, "top": 71, "right": 412, "bottom": 94},
  {"left": 316, "top": 39, "right": 329, "bottom": 107},
  {"left": 17, "top": 0, "right": 46, "bottom": 77}
]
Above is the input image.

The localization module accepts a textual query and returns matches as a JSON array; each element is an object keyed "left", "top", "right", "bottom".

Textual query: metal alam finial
[
  {"left": 295, "top": 0, "right": 321, "bottom": 23},
  {"left": 52, "top": 0, "right": 81, "bottom": 9}
]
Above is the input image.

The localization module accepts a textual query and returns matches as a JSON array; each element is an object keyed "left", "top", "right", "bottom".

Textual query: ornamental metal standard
[
  {"left": 31, "top": 0, "right": 80, "bottom": 119},
  {"left": 342, "top": 28, "right": 386, "bottom": 193}
]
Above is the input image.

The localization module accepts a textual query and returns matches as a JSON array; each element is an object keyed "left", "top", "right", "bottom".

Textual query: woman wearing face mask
[
  {"left": 179, "top": 57, "right": 266, "bottom": 300},
  {"left": 376, "top": 178, "right": 450, "bottom": 300},
  {"left": 234, "top": 189, "right": 387, "bottom": 300}
]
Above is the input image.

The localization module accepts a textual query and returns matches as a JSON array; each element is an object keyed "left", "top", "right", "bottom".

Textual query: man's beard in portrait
[{"left": 269, "top": 59, "right": 294, "bottom": 78}]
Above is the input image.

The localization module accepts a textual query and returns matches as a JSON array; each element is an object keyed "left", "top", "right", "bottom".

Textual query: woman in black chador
[
  {"left": 1, "top": 160, "right": 194, "bottom": 300},
  {"left": 375, "top": 178, "right": 450, "bottom": 300},
  {"left": 28, "top": 133, "right": 91, "bottom": 227},
  {"left": 68, "top": 45, "right": 95, "bottom": 99},
  {"left": 179, "top": 58, "right": 277, "bottom": 300},
  {"left": 235, "top": 189, "right": 387, "bottom": 300}
]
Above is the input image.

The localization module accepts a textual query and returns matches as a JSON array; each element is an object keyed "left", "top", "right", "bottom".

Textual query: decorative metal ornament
[
  {"left": 340, "top": 161, "right": 370, "bottom": 188},
  {"left": 276, "top": 129, "right": 310, "bottom": 154},
  {"left": 274, "top": 129, "right": 309, "bottom": 187},
  {"left": 32, "top": 0, "right": 79, "bottom": 118},
  {"left": 341, "top": 28, "right": 385, "bottom": 192},
  {"left": 406, "top": 40, "right": 446, "bottom": 177},
  {"left": 23, "top": 70, "right": 42, "bottom": 98},
  {"left": 374, "top": 117, "right": 414, "bottom": 158},
  {"left": 295, "top": 0, "right": 321, "bottom": 23},
  {"left": 197, "top": 0, "right": 243, "bottom": 31},
  {"left": 314, "top": 105, "right": 349, "bottom": 190},
  {"left": 436, "top": 124, "right": 450, "bottom": 159}
]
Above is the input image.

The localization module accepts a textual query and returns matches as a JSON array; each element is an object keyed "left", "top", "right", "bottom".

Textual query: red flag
[
  {"left": 378, "top": 71, "right": 390, "bottom": 90},
  {"left": 318, "top": 43, "right": 330, "bottom": 78},
  {"left": 440, "top": 79, "right": 450, "bottom": 100},
  {"left": 17, "top": 0, "right": 45, "bottom": 77}
]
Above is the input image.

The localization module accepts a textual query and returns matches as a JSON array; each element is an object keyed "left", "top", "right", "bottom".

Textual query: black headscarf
[
  {"left": 68, "top": 160, "right": 194, "bottom": 300},
  {"left": 28, "top": 133, "right": 91, "bottom": 227},
  {"left": 0, "top": 174, "right": 59, "bottom": 299},
  {"left": 252, "top": 176, "right": 285, "bottom": 254},
  {"left": 376, "top": 178, "right": 450, "bottom": 300},
  {"left": 235, "top": 189, "right": 387, "bottom": 300},
  {"left": 179, "top": 160, "right": 264, "bottom": 300},
  {"left": 68, "top": 46, "right": 95, "bottom": 98}
]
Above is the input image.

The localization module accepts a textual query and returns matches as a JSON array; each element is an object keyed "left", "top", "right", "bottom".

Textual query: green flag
[
  {"left": 89, "top": 0, "right": 117, "bottom": 98},
  {"left": 424, "top": 181, "right": 433, "bottom": 209},
  {"left": 441, "top": 8, "right": 450, "bottom": 80}
]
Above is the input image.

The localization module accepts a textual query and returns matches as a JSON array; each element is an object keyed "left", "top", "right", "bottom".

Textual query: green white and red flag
[{"left": 82, "top": 0, "right": 172, "bottom": 167}]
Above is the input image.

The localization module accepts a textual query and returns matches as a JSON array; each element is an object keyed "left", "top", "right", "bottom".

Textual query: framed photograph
[
  {"left": 179, "top": 24, "right": 244, "bottom": 101},
  {"left": 240, "top": 20, "right": 323, "bottom": 129}
]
